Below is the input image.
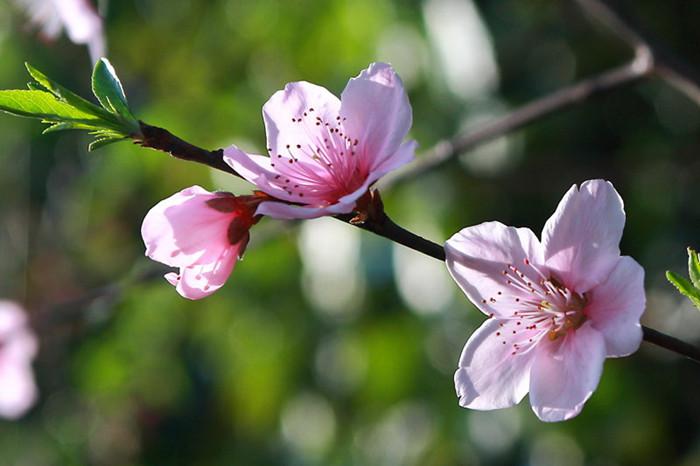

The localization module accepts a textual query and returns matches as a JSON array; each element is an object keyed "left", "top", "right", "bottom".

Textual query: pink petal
[
  {"left": 167, "top": 244, "right": 241, "bottom": 300},
  {"left": 223, "top": 146, "right": 303, "bottom": 203},
  {"left": 340, "top": 63, "right": 412, "bottom": 166},
  {"left": 586, "top": 256, "right": 645, "bottom": 357},
  {"left": 0, "top": 302, "right": 38, "bottom": 419},
  {"left": 0, "top": 365, "right": 37, "bottom": 419},
  {"left": 256, "top": 198, "right": 354, "bottom": 220},
  {"left": 368, "top": 139, "right": 417, "bottom": 182},
  {"left": 529, "top": 322, "right": 606, "bottom": 422},
  {"left": 141, "top": 186, "right": 232, "bottom": 268},
  {"left": 445, "top": 221, "right": 544, "bottom": 318},
  {"left": 455, "top": 319, "right": 538, "bottom": 410},
  {"left": 54, "top": 0, "right": 102, "bottom": 44},
  {"left": 542, "top": 180, "right": 625, "bottom": 293},
  {"left": 263, "top": 81, "right": 341, "bottom": 162}
]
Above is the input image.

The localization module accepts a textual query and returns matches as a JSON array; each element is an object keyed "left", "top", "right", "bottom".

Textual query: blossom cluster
[{"left": 139, "top": 64, "right": 647, "bottom": 422}]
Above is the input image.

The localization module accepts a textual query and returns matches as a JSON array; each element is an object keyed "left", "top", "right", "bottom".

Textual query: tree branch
[
  {"left": 642, "top": 326, "right": 700, "bottom": 363},
  {"left": 137, "top": 121, "right": 240, "bottom": 177},
  {"left": 576, "top": 0, "right": 700, "bottom": 106},
  {"left": 379, "top": 0, "right": 700, "bottom": 190},
  {"left": 378, "top": 60, "right": 650, "bottom": 190}
]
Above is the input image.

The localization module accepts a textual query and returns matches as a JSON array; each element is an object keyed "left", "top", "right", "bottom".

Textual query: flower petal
[
  {"left": 368, "top": 139, "right": 417, "bottom": 181},
  {"left": 255, "top": 198, "right": 354, "bottom": 220},
  {"left": 0, "top": 364, "right": 37, "bottom": 419},
  {"left": 263, "top": 81, "right": 341, "bottom": 162},
  {"left": 223, "top": 146, "right": 305, "bottom": 203},
  {"left": 542, "top": 180, "right": 625, "bottom": 293},
  {"left": 445, "top": 221, "right": 545, "bottom": 318},
  {"left": 529, "top": 322, "right": 606, "bottom": 422},
  {"left": 167, "top": 244, "right": 241, "bottom": 300},
  {"left": 340, "top": 63, "right": 412, "bottom": 165},
  {"left": 141, "top": 186, "right": 232, "bottom": 268},
  {"left": 455, "top": 318, "right": 538, "bottom": 410},
  {"left": 587, "top": 256, "right": 645, "bottom": 357}
]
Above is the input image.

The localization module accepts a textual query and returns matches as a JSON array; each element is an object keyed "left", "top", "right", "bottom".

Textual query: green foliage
[
  {"left": 666, "top": 248, "right": 700, "bottom": 310},
  {"left": 0, "top": 59, "right": 139, "bottom": 151}
]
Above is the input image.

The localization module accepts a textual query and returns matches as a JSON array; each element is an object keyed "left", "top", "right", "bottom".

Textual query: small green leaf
[
  {"left": 688, "top": 248, "right": 700, "bottom": 289},
  {"left": 666, "top": 271, "right": 700, "bottom": 310},
  {"left": 91, "top": 58, "right": 135, "bottom": 122},
  {"left": 42, "top": 121, "right": 104, "bottom": 134},
  {"left": 25, "top": 62, "right": 116, "bottom": 123},
  {"left": 88, "top": 136, "right": 126, "bottom": 152},
  {"left": 0, "top": 90, "right": 101, "bottom": 122}
]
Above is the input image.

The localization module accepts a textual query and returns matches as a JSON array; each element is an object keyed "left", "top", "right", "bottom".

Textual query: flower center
[
  {"left": 486, "top": 258, "right": 589, "bottom": 354},
  {"left": 267, "top": 108, "right": 369, "bottom": 204},
  {"left": 504, "top": 259, "right": 588, "bottom": 341}
]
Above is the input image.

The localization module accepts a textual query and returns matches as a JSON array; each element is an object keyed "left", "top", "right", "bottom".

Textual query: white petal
[
  {"left": 587, "top": 256, "right": 645, "bottom": 357},
  {"left": 445, "top": 221, "right": 544, "bottom": 318},
  {"left": 455, "top": 319, "right": 538, "bottom": 410},
  {"left": 542, "top": 180, "right": 625, "bottom": 293},
  {"left": 529, "top": 322, "right": 606, "bottom": 422}
]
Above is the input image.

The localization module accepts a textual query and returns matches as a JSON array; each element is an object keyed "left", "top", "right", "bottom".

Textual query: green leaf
[
  {"left": 88, "top": 136, "right": 127, "bottom": 152},
  {"left": 42, "top": 121, "right": 105, "bottom": 134},
  {"left": 666, "top": 271, "right": 700, "bottom": 310},
  {"left": 25, "top": 62, "right": 116, "bottom": 123},
  {"left": 91, "top": 59, "right": 136, "bottom": 122},
  {"left": 688, "top": 248, "right": 700, "bottom": 289},
  {"left": 0, "top": 90, "right": 102, "bottom": 123}
]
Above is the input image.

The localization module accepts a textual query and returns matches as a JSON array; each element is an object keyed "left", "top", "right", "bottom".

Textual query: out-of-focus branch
[
  {"left": 575, "top": 0, "right": 700, "bottom": 106},
  {"left": 380, "top": 0, "right": 700, "bottom": 190},
  {"left": 378, "top": 60, "right": 650, "bottom": 190}
]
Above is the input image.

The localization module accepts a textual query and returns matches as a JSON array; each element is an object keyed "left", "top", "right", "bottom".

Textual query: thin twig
[
  {"left": 576, "top": 0, "right": 700, "bottom": 106},
  {"left": 379, "top": 60, "right": 651, "bottom": 190},
  {"left": 379, "top": 0, "right": 699, "bottom": 190}
]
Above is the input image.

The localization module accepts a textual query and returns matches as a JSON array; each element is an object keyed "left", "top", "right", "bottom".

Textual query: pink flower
[
  {"left": 15, "top": 0, "right": 106, "bottom": 63},
  {"left": 224, "top": 62, "right": 416, "bottom": 219},
  {"left": 141, "top": 186, "right": 261, "bottom": 300},
  {"left": 445, "top": 180, "right": 646, "bottom": 422},
  {"left": 0, "top": 301, "right": 38, "bottom": 419}
]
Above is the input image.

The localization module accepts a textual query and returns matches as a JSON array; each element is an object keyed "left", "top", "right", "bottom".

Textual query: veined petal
[
  {"left": 141, "top": 186, "right": 232, "bottom": 268},
  {"left": 445, "top": 222, "right": 545, "bottom": 318},
  {"left": 167, "top": 244, "right": 240, "bottom": 300},
  {"left": 340, "top": 63, "right": 412, "bottom": 165},
  {"left": 263, "top": 81, "right": 341, "bottom": 162},
  {"left": 223, "top": 146, "right": 307, "bottom": 203},
  {"left": 587, "top": 256, "right": 645, "bottom": 357},
  {"left": 256, "top": 198, "right": 354, "bottom": 220},
  {"left": 455, "top": 319, "right": 538, "bottom": 410},
  {"left": 529, "top": 322, "right": 606, "bottom": 422},
  {"left": 368, "top": 139, "right": 417, "bottom": 182},
  {"left": 542, "top": 180, "right": 625, "bottom": 293}
]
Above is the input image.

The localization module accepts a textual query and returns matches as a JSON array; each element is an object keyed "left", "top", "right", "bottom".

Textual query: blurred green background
[{"left": 0, "top": 0, "right": 699, "bottom": 464}]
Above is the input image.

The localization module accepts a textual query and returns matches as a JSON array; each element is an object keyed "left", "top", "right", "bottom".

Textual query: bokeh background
[{"left": 0, "top": 0, "right": 699, "bottom": 464}]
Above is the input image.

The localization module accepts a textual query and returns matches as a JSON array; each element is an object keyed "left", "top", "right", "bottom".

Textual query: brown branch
[
  {"left": 643, "top": 326, "right": 700, "bottom": 364},
  {"left": 137, "top": 121, "right": 240, "bottom": 177},
  {"left": 378, "top": 0, "right": 700, "bottom": 190},
  {"left": 576, "top": 0, "right": 700, "bottom": 106},
  {"left": 378, "top": 60, "right": 650, "bottom": 190}
]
